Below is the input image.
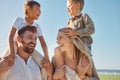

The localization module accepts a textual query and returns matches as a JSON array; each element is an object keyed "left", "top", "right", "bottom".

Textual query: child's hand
[
  {"left": 2, "top": 51, "right": 15, "bottom": 67},
  {"left": 63, "top": 28, "right": 78, "bottom": 37},
  {"left": 0, "top": 55, "right": 14, "bottom": 74},
  {"left": 41, "top": 56, "right": 49, "bottom": 66},
  {"left": 41, "top": 57, "right": 53, "bottom": 76}
]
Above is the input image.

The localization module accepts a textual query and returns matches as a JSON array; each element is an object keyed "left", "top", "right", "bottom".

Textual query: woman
[{"left": 52, "top": 28, "right": 99, "bottom": 80}]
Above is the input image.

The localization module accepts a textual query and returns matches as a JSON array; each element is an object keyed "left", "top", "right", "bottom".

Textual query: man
[{"left": 0, "top": 26, "right": 52, "bottom": 80}]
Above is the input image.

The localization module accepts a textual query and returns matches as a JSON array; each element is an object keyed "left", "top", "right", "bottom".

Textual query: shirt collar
[
  {"left": 71, "top": 12, "right": 82, "bottom": 20},
  {"left": 16, "top": 54, "right": 32, "bottom": 65},
  {"left": 23, "top": 17, "right": 36, "bottom": 26}
]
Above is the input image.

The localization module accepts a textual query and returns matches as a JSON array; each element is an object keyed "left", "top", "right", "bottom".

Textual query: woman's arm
[
  {"left": 77, "top": 55, "right": 99, "bottom": 80},
  {"left": 77, "top": 55, "right": 92, "bottom": 79},
  {"left": 54, "top": 47, "right": 66, "bottom": 80}
]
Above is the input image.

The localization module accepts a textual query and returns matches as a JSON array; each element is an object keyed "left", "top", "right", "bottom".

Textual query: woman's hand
[
  {"left": 63, "top": 28, "right": 78, "bottom": 37},
  {"left": 76, "top": 55, "right": 90, "bottom": 79},
  {"left": 53, "top": 65, "right": 66, "bottom": 80}
]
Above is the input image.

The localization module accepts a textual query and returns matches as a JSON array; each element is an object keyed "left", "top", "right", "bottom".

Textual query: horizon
[{"left": 0, "top": 0, "right": 120, "bottom": 70}]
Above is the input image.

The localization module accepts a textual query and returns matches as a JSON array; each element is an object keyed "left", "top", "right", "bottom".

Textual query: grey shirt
[{"left": 67, "top": 13, "right": 95, "bottom": 46}]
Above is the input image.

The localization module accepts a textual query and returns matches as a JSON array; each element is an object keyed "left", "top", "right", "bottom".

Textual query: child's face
[
  {"left": 67, "top": 1, "right": 81, "bottom": 17},
  {"left": 27, "top": 5, "right": 41, "bottom": 20}
]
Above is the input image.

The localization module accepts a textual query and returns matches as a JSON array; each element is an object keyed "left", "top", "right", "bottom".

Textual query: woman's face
[{"left": 57, "top": 31, "right": 73, "bottom": 52}]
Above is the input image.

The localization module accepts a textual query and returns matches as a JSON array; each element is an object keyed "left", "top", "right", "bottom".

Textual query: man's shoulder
[{"left": 31, "top": 50, "right": 43, "bottom": 67}]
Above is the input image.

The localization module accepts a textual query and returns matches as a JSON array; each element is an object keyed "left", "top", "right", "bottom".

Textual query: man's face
[{"left": 21, "top": 30, "right": 37, "bottom": 54}]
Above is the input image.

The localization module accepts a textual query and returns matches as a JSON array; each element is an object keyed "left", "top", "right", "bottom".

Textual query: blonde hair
[
  {"left": 68, "top": 0, "right": 84, "bottom": 11},
  {"left": 58, "top": 27, "right": 92, "bottom": 66}
]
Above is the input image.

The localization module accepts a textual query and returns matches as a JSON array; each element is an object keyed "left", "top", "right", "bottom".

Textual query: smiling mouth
[
  {"left": 59, "top": 44, "right": 64, "bottom": 48},
  {"left": 29, "top": 44, "right": 35, "bottom": 48}
]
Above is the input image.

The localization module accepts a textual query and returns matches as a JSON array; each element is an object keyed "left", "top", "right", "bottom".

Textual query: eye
[
  {"left": 57, "top": 37, "right": 58, "bottom": 40},
  {"left": 35, "top": 37, "right": 37, "bottom": 40},
  {"left": 57, "top": 36, "right": 62, "bottom": 40},
  {"left": 28, "top": 36, "right": 34, "bottom": 40},
  {"left": 30, "top": 37, "right": 33, "bottom": 40}
]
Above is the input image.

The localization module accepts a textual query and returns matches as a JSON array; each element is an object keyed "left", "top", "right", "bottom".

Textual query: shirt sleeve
[
  {"left": 77, "top": 13, "right": 95, "bottom": 37},
  {"left": 11, "top": 17, "right": 23, "bottom": 29}
]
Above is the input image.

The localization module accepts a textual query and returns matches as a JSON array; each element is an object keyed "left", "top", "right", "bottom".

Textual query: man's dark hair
[
  {"left": 18, "top": 26, "right": 37, "bottom": 38},
  {"left": 24, "top": 0, "right": 40, "bottom": 8}
]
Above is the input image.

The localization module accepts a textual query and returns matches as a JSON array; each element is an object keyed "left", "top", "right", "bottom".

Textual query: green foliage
[{"left": 99, "top": 74, "right": 120, "bottom": 80}]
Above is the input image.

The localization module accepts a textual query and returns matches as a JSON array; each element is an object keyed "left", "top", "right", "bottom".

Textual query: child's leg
[{"left": 54, "top": 47, "right": 66, "bottom": 80}]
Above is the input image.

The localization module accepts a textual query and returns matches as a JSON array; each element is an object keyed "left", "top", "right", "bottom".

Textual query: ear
[
  {"left": 25, "top": 6, "right": 31, "bottom": 15},
  {"left": 27, "top": 6, "right": 32, "bottom": 12},
  {"left": 17, "top": 36, "right": 22, "bottom": 43},
  {"left": 76, "top": 3, "right": 81, "bottom": 10}
]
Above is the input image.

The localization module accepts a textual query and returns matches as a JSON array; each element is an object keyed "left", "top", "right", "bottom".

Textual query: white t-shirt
[
  {"left": 11, "top": 17, "right": 42, "bottom": 36},
  {"left": 3, "top": 55, "right": 42, "bottom": 80}
]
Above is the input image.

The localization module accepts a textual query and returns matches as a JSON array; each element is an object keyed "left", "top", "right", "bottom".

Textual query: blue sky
[{"left": 0, "top": 0, "right": 120, "bottom": 70}]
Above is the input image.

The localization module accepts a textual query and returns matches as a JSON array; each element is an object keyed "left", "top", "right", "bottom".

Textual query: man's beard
[{"left": 22, "top": 40, "right": 36, "bottom": 54}]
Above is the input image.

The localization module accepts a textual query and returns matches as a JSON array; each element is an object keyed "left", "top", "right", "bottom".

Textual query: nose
[
  {"left": 39, "top": 9, "right": 41, "bottom": 15},
  {"left": 67, "top": 7, "right": 70, "bottom": 13},
  {"left": 56, "top": 40, "right": 59, "bottom": 44},
  {"left": 57, "top": 39, "right": 61, "bottom": 45}
]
